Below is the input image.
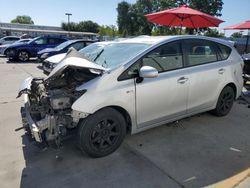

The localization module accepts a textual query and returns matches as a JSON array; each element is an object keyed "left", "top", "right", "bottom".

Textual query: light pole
[{"left": 65, "top": 13, "right": 72, "bottom": 32}]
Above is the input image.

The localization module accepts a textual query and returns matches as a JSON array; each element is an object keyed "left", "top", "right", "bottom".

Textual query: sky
[{"left": 0, "top": 0, "right": 249, "bottom": 36}]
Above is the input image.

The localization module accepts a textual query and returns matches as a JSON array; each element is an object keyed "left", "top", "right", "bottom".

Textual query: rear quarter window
[{"left": 217, "top": 43, "right": 232, "bottom": 60}]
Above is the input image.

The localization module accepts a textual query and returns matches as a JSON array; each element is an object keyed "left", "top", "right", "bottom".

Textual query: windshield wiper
[{"left": 93, "top": 49, "right": 104, "bottom": 62}]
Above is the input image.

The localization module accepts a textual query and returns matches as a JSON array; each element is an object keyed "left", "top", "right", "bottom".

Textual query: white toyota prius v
[{"left": 18, "top": 35, "right": 244, "bottom": 157}]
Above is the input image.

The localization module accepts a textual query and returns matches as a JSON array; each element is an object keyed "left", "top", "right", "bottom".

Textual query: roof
[{"left": 119, "top": 36, "right": 177, "bottom": 44}]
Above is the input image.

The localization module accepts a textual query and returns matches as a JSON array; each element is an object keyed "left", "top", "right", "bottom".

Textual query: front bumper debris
[{"left": 22, "top": 94, "right": 43, "bottom": 142}]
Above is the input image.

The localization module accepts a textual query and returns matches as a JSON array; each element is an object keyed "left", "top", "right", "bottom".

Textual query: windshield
[
  {"left": 55, "top": 40, "right": 73, "bottom": 50},
  {"left": 79, "top": 42, "right": 150, "bottom": 69}
]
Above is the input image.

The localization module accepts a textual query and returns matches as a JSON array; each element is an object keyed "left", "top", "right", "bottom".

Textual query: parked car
[
  {"left": 37, "top": 39, "right": 96, "bottom": 62},
  {"left": 42, "top": 41, "right": 112, "bottom": 74},
  {"left": 6, "top": 36, "right": 67, "bottom": 61},
  {"left": 0, "top": 36, "right": 20, "bottom": 45},
  {"left": 18, "top": 36, "right": 243, "bottom": 158},
  {"left": 0, "top": 39, "right": 31, "bottom": 56}
]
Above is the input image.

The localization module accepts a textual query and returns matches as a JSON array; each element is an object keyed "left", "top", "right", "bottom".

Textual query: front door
[{"left": 135, "top": 41, "right": 189, "bottom": 128}]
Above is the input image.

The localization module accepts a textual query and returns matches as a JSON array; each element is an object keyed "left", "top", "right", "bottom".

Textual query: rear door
[
  {"left": 183, "top": 39, "right": 227, "bottom": 113},
  {"left": 47, "top": 38, "right": 65, "bottom": 48}
]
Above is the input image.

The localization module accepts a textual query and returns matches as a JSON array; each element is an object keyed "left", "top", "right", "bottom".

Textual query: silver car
[{"left": 18, "top": 36, "right": 244, "bottom": 157}]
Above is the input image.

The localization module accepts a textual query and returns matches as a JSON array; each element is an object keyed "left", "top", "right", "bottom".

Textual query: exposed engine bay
[{"left": 21, "top": 66, "right": 98, "bottom": 146}]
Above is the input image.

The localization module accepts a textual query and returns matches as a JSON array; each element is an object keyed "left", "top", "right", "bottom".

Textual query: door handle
[
  {"left": 218, "top": 68, "right": 225, "bottom": 74},
  {"left": 177, "top": 77, "right": 188, "bottom": 84}
]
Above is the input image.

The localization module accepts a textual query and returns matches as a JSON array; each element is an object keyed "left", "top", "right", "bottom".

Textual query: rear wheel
[
  {"left": 212, "top": 86, "right": 235, "bottom": 116},
  {"left": 18, "top": 50, "right": 29, "bottom": 61},
  {"left": 77, "top": 108, "right": 126, "bottom": 158}
]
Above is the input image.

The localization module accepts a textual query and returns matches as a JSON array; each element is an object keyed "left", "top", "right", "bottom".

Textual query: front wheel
[
  {"left": 77, "top": 108, "right": 127, "bottom": 158},
  {"left": 18, "top": 50, "right": 29, "bottom": 61},
  {"left": 212, "top": 86, "right": 235, "bottom": 116}
]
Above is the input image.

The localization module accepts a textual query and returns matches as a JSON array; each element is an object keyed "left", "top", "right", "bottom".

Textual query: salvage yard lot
[{"left": 0, "top": 57, "right": 250, "bottom": 188}]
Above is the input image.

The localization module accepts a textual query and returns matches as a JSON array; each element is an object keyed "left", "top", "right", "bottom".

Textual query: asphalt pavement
[{"left": 0, "top": 57, "right": 250, "bottom": 188}]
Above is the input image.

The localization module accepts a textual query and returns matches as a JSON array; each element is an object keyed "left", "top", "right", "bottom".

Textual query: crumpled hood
[
  {"left": 45, "top": 53, "right": 66, "bottom": 63},
  {"left": 46, "top": 57, "right": 107, "bottom": 80},
  {"left": 38, "top": 48, "right": 57, "bottom": 55}
]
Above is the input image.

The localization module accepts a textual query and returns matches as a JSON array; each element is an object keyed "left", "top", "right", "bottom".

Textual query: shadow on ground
[
  {"left": 19, "top": 96, "right": 250, "bottom": 188},
  {"left": 6, "top": 58, "right": 39, "bottom": 64}
]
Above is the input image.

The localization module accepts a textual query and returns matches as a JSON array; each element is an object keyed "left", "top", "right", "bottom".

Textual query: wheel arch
[{"left": 224, "top": 82, "right": 237, "bottom": 99}]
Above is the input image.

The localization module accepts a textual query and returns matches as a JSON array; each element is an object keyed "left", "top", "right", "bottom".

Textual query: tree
[
  {"left": 11, "top": 15, "right": 34, "bottom": 24},
  {"left": 177, "top": 0, "right": 223, "bottom": 16},
  {"left": 99, "top": 25, "right": 118, "bottom": 37},
  {"left": 77, "top": 21, "right": 99, "bottom": 33},
  {"left": 61, "top": 20, "right": 99, "bottom": 33},
  {"left": 204, "top": 28, "right": 224, "bottom": 37},
  {"left": 231, "top": 32, "right": 243, "bottom": 38},
  {"left": 117, "top": 1, "right": 132, "bottom": 36},
  {"left": 117, "top": 0, "right": 224, "bottom": 36},
  {"left": 116, "top": 0, "right": 182, "bottom": 36}
]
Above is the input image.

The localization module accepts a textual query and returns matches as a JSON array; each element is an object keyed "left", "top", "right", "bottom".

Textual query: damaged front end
[{"left": 18, "top": 55, "right": 106, "bottom": 146}]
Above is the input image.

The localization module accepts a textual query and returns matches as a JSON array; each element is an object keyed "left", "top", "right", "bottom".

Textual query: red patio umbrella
[
  {"left": 224, "top": 20, "right": 250, "bottom": 53},
  {"left": 145, "top": 5, "right": 224, "bottom": 31}
]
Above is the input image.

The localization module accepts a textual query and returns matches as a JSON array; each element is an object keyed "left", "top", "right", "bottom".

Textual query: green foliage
[
  {"left": 11, "top": 15, "right": 34, "bottom": 24},
  {"left": 177, "top": 0, "right": 223, "bottom": 16},
  {"left": 62, "top": 20, "right": 99, "bottom": 33},
  {"left": 98, "top": 25, "right": 118, "bottom": 37},
  {"left": 117, "top": 0, "right": 224, "bottom": 36},
  {"left": 204, "top": 28, "right": 224, "bottom": 37},
  {"left": 230, "top": 32, "right": 243, "bottom": 38}
]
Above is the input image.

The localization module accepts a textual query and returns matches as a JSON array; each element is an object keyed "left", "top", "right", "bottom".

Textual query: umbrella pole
[
  {"left": 245, "top": 29, "right": 249, "bottom": 53},
  {"left": 180, "top": 17, "right": 183, "bottom": 35}
]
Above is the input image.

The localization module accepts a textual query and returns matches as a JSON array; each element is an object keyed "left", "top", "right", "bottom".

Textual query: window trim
[{"left": 216, "top": 43, "right": 232, "bottom": 61}]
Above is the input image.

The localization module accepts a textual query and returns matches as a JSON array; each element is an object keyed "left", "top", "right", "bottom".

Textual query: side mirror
[{"left": 139, "top": 66, "right": 158, "bottom": 78}]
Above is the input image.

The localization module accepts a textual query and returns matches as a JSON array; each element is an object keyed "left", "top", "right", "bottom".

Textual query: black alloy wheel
[
  {"left": 212, "top": 86, "right": 235, "bottom": 116},
  {"left": 77, "top": 107, "right": 126, "bottom": 158}
]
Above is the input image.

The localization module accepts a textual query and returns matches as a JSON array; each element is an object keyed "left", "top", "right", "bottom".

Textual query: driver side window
[
  {"left": 118, "top": 41, "right": 183, "bottom": 81},
  {"left": 34, "top": 38, "right": 47, "bottom": 45},
  {"left": 142, "top": 41, "right": 183, "bottom": 73}
]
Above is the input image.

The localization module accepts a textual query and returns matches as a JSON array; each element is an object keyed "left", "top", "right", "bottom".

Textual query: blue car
[
  {"left": 6, "top": 36, "right": 67, "bottom": 61},
  {"left": 37, "top": 39, "right": 95, "bottom": 62}
]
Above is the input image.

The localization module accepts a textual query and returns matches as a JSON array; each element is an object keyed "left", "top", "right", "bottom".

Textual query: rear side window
[
  {"left": 217, "top": 43, "right": 231, "bottom": 60},
  {"left": 184, "top": 39, "right": 218, "bottom": 67}
]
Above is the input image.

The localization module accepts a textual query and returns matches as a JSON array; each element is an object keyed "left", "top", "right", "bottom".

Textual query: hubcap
[
  {"left": 19, "top": 51, "right": 28, "bottom": 61},
  {"left": 90, "top": 119, "right": 119, "bottom": 150},
  {"left": 219, "top": 91, "right": 233, "bottom": 113}
]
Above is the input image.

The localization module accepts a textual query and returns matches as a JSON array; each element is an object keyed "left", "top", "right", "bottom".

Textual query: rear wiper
[{"left": 93, "top": 49, "right": 104, "bottom": 62}]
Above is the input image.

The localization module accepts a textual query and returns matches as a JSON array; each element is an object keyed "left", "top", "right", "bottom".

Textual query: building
[{"left": 0, "top": 22, "right": 98, "bottom": 40}]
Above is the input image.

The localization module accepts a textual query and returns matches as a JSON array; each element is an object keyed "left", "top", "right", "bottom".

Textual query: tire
[
  {"left": 212, "top": 86, "right": 235, "bottom": 117},
  {"left": 18, "top": 50, "right": 29, "bottom": 61},
  {"left": 77, "top": 107, "right": 126, "bottom": 158}
]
